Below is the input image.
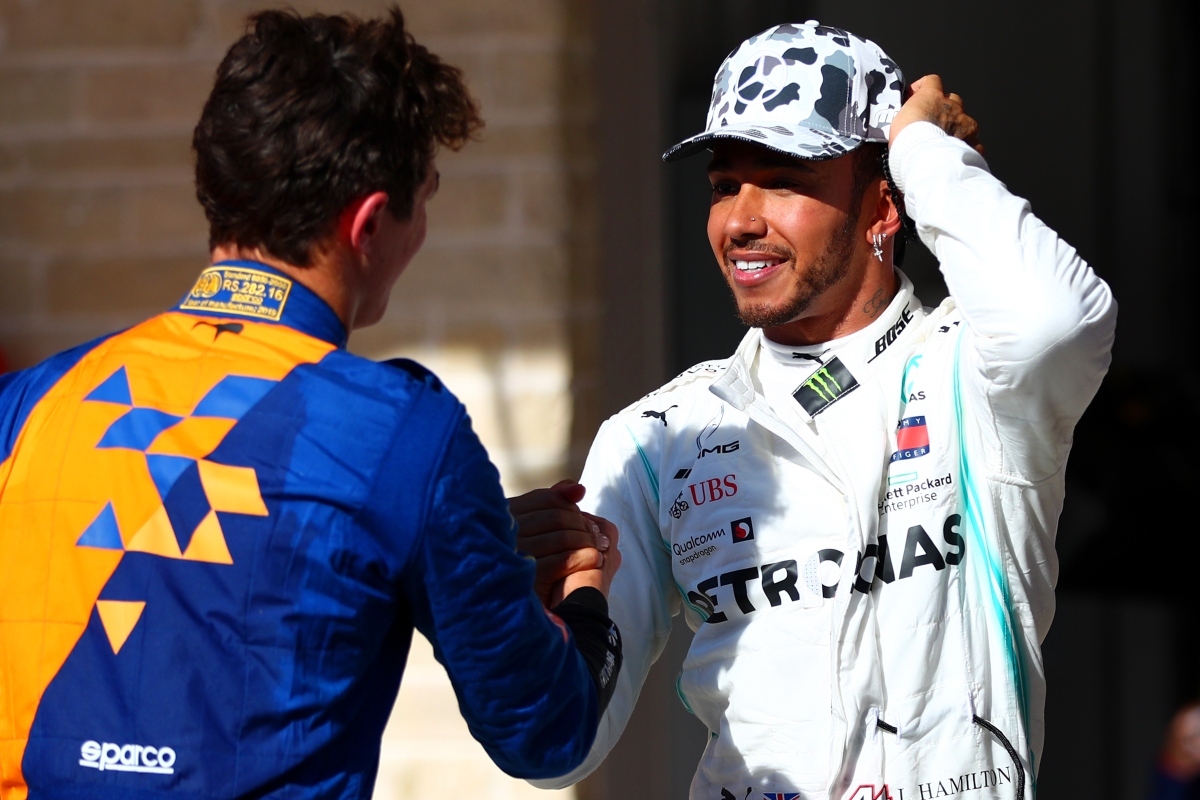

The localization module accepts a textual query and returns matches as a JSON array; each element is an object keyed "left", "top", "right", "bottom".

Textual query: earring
[
  {"left": 750, "top": 217, "right": 756, "bottom": 221},
  {"left": 872, "top": 233, "right": 887, "bottom": 262}
]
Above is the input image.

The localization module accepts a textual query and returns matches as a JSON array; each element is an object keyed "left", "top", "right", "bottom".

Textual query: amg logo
[
  {"left": 698, "top": 441, "right": 739, "bottom": 458},
  {"left": 868, "top": 305, "right": 914, "bottom": 363},
  {"left": 80, "top": 740, "right": 176, "bottom": 774}
]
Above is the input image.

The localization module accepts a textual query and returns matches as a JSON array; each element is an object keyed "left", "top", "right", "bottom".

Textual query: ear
[
  {"left": 342, "top": 192, "right": 390, "bottom": 255},
  {"left": 864, "top": 178, "right": 903, "bottom": 241}
]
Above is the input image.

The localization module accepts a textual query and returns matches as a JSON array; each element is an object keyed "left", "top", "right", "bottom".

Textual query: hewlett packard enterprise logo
[{"left": 79, "top": 740, "right": 176, "bottom": 774}]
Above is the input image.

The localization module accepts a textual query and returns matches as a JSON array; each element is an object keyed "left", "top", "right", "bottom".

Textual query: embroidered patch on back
[{"left": 181, "top": 266, "right": 292, "bottom": 322}]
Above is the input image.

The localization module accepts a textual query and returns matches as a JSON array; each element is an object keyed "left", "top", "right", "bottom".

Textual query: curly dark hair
[
  {"left": 853, "top": 142, "right": 914, "bottom": 266},
  {"left": 193, "top": 7, "right": 482, "bottom": 266}
]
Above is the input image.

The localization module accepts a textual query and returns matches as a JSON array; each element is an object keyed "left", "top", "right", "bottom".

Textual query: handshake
[{"left": 510, "top": 479, "right": 622, "bottom": 608}]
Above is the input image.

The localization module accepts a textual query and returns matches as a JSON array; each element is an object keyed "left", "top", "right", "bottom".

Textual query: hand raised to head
[{"left": 889, "top": 74, "right": 984, "bottom": 156}]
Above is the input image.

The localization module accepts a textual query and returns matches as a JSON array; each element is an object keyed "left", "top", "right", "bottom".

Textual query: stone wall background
[{"left": 0, "top": 0, "right": 596, "bottom": 797}]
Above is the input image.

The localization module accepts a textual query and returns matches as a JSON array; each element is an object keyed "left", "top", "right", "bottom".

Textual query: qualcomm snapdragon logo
[{"left": 79, "top": 739, "right": 176, "bottom": 774}]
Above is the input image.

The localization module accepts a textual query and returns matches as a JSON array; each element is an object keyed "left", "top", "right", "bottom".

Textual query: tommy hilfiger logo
[
  {"left": 890, "top": 416, "right": 930, "bottom": 462},
  {"left": 793, "top": 357, "right": 859, "bottom": 416}
]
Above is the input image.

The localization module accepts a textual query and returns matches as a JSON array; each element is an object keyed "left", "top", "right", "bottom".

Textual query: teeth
[{"left": 733, "top": 259, "right": 779, "bottom": 272}]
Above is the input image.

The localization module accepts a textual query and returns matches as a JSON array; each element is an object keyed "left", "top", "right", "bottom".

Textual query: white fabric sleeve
[
  {"left": 529, "top": 417, "right": 678, "bottom": 788},
  {"left": 891, "top": 121, "right": 1117, "bottom": 480}
]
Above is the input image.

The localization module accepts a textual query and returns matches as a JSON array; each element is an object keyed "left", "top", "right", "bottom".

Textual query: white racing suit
[{"left": 534, "top": 122, "right": 1116, "bottom": 799}]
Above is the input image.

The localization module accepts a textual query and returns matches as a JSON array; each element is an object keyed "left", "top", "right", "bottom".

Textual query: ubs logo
[{"left": 688, "top": 474, "right": 737, "bottom": 506}]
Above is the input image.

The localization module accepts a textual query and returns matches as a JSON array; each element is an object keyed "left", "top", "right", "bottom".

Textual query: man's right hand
[
  {"left": 510, "top": 479, "right": 617, "bottom": 607},
  {"left": 889, "top": 74, "right": 984, "bottom": 156}
]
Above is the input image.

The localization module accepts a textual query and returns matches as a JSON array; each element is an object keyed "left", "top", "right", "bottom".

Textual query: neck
[{"left": 210, "top": 243, "right": 359, "bottom": 331}]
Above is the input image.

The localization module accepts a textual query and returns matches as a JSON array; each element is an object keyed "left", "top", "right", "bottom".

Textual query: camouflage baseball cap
[{"left": 663, "top": 21, "right": 904, "bottom": 163}]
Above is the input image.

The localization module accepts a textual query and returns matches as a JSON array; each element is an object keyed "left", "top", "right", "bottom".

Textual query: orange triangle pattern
[
  {"left": 95, "top": 600, "right": 146, "bottom": 654},
  {"left": 124, "top": 506, "right": 183, "bottom": 558},
  {"left": 183, "top": 510, "right": 233, "bottom": 564}
]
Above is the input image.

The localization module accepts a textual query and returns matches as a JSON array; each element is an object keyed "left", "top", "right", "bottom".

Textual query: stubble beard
[{"left": 729, "top": 212, "right": 859, "bottom": 329}]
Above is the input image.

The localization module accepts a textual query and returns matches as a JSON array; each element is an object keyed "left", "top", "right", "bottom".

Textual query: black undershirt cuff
[{"left": 551, "top": 587, "right": 622, "bottom": 716}]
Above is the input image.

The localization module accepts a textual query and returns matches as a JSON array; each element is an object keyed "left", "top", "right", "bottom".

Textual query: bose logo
[{"left": 79, "top": 740, "right": 176, "bottom": 774}]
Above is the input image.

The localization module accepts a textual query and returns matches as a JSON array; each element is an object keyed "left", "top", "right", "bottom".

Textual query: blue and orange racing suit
[{"left": 0, "top": 260, "right": 616, "bottom": 799}]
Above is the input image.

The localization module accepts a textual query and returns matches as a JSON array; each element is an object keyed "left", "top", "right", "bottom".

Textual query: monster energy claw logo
[
  {"left": 803, "top": 367, "right": 842, "bottom": 402},
  {"left": 793, "top": 356, "right": 859, "bottom": 416}
]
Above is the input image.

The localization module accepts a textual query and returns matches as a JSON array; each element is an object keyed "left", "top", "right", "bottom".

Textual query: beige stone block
[
  {"left": 425, "top": 172, "right": 509, "bottom": 233},
  {"left": 493, "top": 50, "right": 561, "bottom": 111},
  {"left": 395, "top": 244, "right": 565, "bottom": 309},
  {"left": 0, "top": 67, "right": 74, "bottom": 125},
  {"left": 21, "top": 135, "right": 193, "bottom": 174},
  {"left": 403, "top": 0, "right": 563, "bottom": 38},
  {"left": 0, "top": 261, "right": 35, "bottom": 315},
  {"left": 0, "top": 0, "right": 203, "bottom": 50},
  {"left": 0, "top": 187, "right": 125, "bottom": 247},
  {"left": 518, "top": 169, "right": 567, "bottom": 232},
  {"left": 45, "top": 254, "right": 204, "bottom": 315},
  {"left": 129, "top": 184, "right": 208, "bottom": 242},
  {"left": 458, "top": 122, "right": 561, "bottom": 162},
  {"left": 82, "top": 63, "right": 215, "bottom": 125},
  {"left": 0, "top": 142, "right": 23, "bottom": 174}
]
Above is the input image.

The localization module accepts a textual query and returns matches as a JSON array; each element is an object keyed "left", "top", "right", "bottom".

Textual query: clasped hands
[{"left": 509, "top": 479, "right": 621, "bottom": 608}]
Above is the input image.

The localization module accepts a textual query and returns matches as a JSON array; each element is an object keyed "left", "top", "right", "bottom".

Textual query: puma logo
[
  {"left": 194, "top": 321, "right": 244, "bottom": 339},
  {"left": 642, "top": 405, "right": 677, "bottom": 426}
]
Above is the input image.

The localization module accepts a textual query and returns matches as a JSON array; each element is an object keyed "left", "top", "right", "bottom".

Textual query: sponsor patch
[
  {"left": 79, "top": 740, "right": 176, "bottom": 774},
  {"left": 793, "top": 357, "right": 859, "bottom": 416},
  {"left": 890, "top": 415, "right": 930, "bottom": 462},
  {"left": 731, "top": 516, "right": 754, "bottom": 542},
  {"left": 181, "top": 266, "right": 292, "bottom": 322}
]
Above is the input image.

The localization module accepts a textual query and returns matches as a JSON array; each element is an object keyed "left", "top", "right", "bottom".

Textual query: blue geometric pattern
[
  {"left": 75, "top": 503, "right": 124, "bottom": 550},
  {"left": 162, "top": 462, "right": 211, "bottom": 552},
  {"left": 193, "top": 376, "right": 277, "bottom": 419},
  {"left": 145, "top": 454, "right": 194, "bottom": 500},
  {"left": 84, "top": 366, "right": 132, "bottom": 406},
  {"left": 78, "top": 367, "right": 282, "bottom": 558},
  {"left": 96, "top": 408, "right": 184, "bottom": 451}
]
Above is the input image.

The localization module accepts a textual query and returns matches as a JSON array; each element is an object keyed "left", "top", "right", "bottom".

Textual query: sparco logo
[
  {"left": 868, "top": 304, "right": 914, "bottom": 363},
  {"left": 80, "top": 740, "right": 176, "bottom": 774}
]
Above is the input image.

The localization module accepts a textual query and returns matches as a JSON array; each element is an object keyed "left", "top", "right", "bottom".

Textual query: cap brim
[{"left": 662, "top": 125, "right": 867, "bottom": 163}]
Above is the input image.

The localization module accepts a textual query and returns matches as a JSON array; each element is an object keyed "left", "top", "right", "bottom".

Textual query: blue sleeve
[
  {"left": 0, "top": 335, "right": 113, "bottom": 461},
  {"left": 396, "top": 407, "right": 600, "bottom": 778}
]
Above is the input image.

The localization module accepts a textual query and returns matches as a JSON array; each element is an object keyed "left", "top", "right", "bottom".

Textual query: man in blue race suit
[{"left": 0, "top": 8, "right": 621, "bottom": 799}]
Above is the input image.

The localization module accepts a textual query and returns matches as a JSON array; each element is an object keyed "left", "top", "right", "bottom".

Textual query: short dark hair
[
  {"left": 193, "top": 7, "right": 482, "bottom": 266},
  {"left": 851, "top": 142, "right": 886, "bottom": 208},
  {"left": 851, "top": 141, "right": 911, "bottom": 265}
]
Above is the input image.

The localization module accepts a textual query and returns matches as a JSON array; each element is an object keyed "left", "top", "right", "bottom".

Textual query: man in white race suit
[{"left": 519, "top": 20, "right": 1116, "bottom": 800}]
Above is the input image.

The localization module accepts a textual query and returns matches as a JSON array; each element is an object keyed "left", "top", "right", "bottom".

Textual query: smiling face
[{"left": 706, "top": 139, "right": 874, "bottom": 344}]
